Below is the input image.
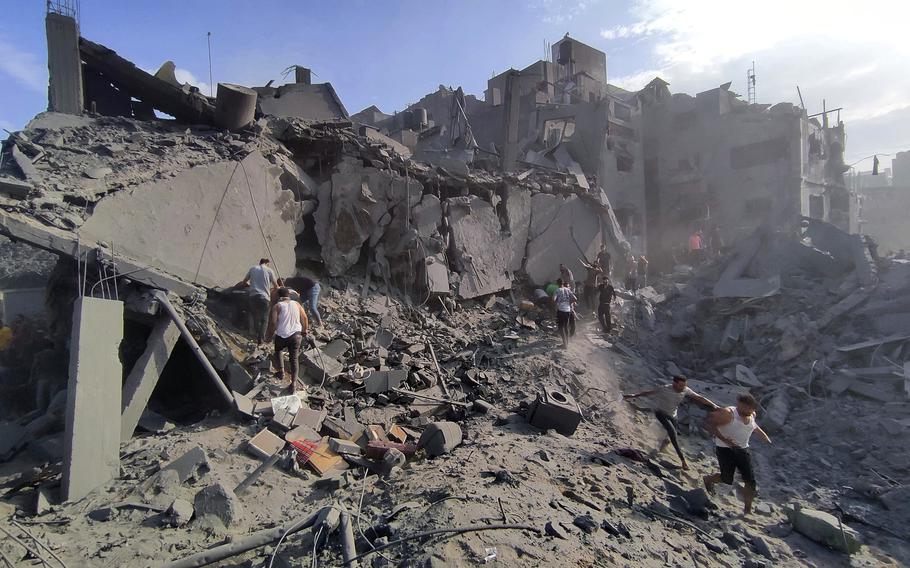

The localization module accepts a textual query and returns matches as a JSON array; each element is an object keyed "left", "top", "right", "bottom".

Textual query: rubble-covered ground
[{"left": 0, "top": 248, "right": 908, "bottom": 567}]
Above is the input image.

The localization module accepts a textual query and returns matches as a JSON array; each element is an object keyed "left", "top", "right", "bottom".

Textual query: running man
[
  {"left": 702, "top": 394, "right": 772, "bottom": 516},
  {"left": 623, "top": 375, "right": 718, "bottom": 470},
  {"left": 552, "top": 278, "right": 577, "bottom": 349}
]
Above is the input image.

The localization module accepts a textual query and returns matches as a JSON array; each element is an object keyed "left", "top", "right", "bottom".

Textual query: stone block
[
  {"left": 365, "top": 369, "right": 406, "bottom": 394},
  {"left": 194, "top": 483, "right": 242, "bottom": 528},
  {"left": 527, "top": 387, "right": 582, "bottom": 436},
  {"left": 247, "top": 429, "right": 286, "bottom": 459},
  {"left": 161, "top": 446, "right": 210, "bottom": 483},
  {"left": 328, "top": 438, "right": 361, "bottom": 456},
  {"left": 417, "top": 421, "right": 463, "bottom": 457},
  {"left": 301, "top": 348, "right": 343, "bottom": 380},
  {"left": 62, "top": 297, "right": 124, "bottom": 502},
  {"left": 785, "top": 504, "right": 862, "bottom": 554}
]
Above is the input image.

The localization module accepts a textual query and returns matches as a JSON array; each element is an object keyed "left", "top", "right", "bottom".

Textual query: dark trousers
[
  {"left": 273, "top": 332, "right": 303, "bottom": 382},
  {"left": 556, "top": 311, "right": 573, "bottom": 346},
  {"left": 597, "top": 303, "right": 612, "bottom": 332},
  {"left": 584, "top": 284, "right": 597, "bottom": 311},
  {"left": 248, "top": 294, "right": 271, "bottom": 343},
  {"left": 655, "top": 411, "right": 685, "bottom": 462}
]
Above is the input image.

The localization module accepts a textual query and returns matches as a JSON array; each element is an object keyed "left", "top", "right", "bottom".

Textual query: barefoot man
[
  {"left": 623, "top": 375, "right": 717, "bottom": 470},
  {"left": 702, "top": 393, "right": 772, "bottom": 515}
]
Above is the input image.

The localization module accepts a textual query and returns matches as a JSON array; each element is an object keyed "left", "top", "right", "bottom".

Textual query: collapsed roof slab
[
  {"left": 78, "top": 151, "right": 299, "bottom": 290},
  {"left": 79, "top": 38, "right": 215, "bottom": 124},
  {"left": 446, "top": 196, "right": 514, "bottom": 299}
]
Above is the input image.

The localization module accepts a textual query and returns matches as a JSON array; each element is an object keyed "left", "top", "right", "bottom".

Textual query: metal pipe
[
  {"left": 339, "top": 511, "right": 357, "bottom": 567},
  {"left": 160, "top": 510, "right": 320, "bottom": 568},
  {"left": 152, "top": 291, "right": 233, "bottom": 406}
]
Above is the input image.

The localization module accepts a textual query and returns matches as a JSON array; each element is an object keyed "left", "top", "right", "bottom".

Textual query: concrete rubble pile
[{"left": 0, "top": 13, "right": 907, "bottom": 568}]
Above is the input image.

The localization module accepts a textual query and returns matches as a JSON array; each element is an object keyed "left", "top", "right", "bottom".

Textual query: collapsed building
[{"left": 0, "top": 6, "right": 906, "bottom": 568}]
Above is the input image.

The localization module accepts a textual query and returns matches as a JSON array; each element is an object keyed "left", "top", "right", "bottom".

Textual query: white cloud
[
  {"left": 600, "top": 0, "right": 910, "bottom": 161},
  {"left": 0, "top": 38, "right": 46, "bottom": 93},
  {"left": 174, "top": 68, "right": 213, "bottom": 97}
]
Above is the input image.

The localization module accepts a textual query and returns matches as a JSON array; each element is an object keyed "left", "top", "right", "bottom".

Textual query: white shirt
[
  {"left": 715, "top": 406, "right": 757, "bottom": 448},
  {"left": 553, "top": 288, "right": 576, "bottom": 313},
  {"left": 653, "top": 384, "right": 694, "bottom": 417},
  {"left": 247, "top": 265, "right": 277, "bottom": 299},
  {"left": 274, "top": 300, "right": 303, "bottom": 338}
]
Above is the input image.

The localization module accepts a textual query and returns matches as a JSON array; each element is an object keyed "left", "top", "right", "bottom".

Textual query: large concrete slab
[
  {"left": 121, "top": 317, "right": 180, "bottom": 442},
  {"left": 525, "top": 194, "right": 603, "bottom": 286},
  {"left": 63, "top": 297, "right": 124, "bottom": 502},
  {"left": 446, "top": 196, "right": 513, "bottom": 299},
  {"left": 78, "top": 151, "right": 298, "bottom": 289}
]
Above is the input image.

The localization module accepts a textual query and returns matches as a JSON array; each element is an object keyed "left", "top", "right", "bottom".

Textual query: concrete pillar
[
  {"left": 120, "top": 316, "right": 180, "bottom": 442},
  {"left": 45, "top": 13, "right": 83, "bottom": 115},
  {"left": 295, "top": 66, "right": 312, "bottom": 85},
  {"left": 501, "top": 71, "right": 521, "bottom": 172},
  {"left": 62, "top": 297, "right": 124, "bottom": 502},
  {"left": 214, "top": 83, "right": 257, "bottom": 130}
]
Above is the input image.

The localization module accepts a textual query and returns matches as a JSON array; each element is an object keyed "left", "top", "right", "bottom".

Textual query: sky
[{"left": 2, "top": 0, "right": 908, "bottom": 170}]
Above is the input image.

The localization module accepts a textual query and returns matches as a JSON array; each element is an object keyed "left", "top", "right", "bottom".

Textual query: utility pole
[{"left": 207, "top": 32, "right": 213, "bottom": 97}]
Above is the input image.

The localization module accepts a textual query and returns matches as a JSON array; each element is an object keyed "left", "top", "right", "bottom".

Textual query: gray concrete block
[
  {"left": 527, "top": 387, "right": 582, "bottom": 436},
  {"left": 328, "top": 438, "right": 361, "bottom": 456},
  {"left": 161, "top": 446, "right": 210, "bottom": 483},
  {"left": 62, "top": 297, "right": 124, "bottom": 502},
  {"left": 121, "top": 316, "right": 180, "bottom": 442},
  {"left": 417, "top": 421, "right": 463, "bottom": 457},
  {"left": 194, "top": 483, "right": 242, "bottom": 528}
]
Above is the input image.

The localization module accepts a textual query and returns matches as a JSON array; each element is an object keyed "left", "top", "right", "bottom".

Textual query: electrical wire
[
  {"left": 193, "top": 161, "right": 241, "bottom": 284},
  {"left": 239, "top": 158, "right": 281, "bottom": 280}
]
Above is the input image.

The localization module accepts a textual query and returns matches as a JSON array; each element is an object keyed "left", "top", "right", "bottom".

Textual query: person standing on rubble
[
  {"left": 238, "top": 258, "right": 278, "bottom": 344},
  {"left": 266, "top": 287, "right": 309, "bottom": 388},
  {"left": 702, "top": 394, "right": 772, "bottom": 516},
  {"left": 596, "top": 279, "right": 615, "bottom": 333},
  {"left": 688, "top": 230, "right": 703, "bottom": 263},
  {"left": 579, "top": 259, "right": 602, "bottom": 311},
  {"left": 597, "top": 245, "right": 612, "bottom": 278},
  {"left": 552, "top": 279, "right": 577, "bottom": 348},
  {"left": 637, "top": 255, "right": 649, "bottom": 288},
  {"left": 284, "top": 275, "right": 324, "bottom": 328},
  {"left": 559, "top": 264, "right": 575, "bottom": 292},
  {"left": 623, "top": 375, "right": 718, "bottom": 470}
]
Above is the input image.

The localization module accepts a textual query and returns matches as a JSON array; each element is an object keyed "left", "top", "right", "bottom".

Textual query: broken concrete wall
[
  {"left": 79, "top": 151, "right": 299, "bottom": 289},
  {"left": 314, "top": 159, "right": 422, "bottom": 276},
  {"left": 525, "top": 193, "right": 606, "bottom": 286},
  {"left": 445, "top": 196, "right": 514, "bottom": 299},
  {"left": 254, "top": 83, "right": 349, "bottom": 121}
]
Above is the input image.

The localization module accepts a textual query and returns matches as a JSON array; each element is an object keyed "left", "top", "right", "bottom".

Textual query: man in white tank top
[
  {"left": 702, "top": 393, "right": 771, "bottom": 516},
  {"left": 266, "top": 287, "right": 309, "bottom": 388}
]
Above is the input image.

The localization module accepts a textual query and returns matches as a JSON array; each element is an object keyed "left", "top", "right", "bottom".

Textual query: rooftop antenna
[
  {"left": 747, "top": 61, "right": 756, "bottom": 104},
  {"left": 207, "top": 32, "right": 214, "bottom": 97}
]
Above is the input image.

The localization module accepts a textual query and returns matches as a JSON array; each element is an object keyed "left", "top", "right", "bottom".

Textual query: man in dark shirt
[
  {"left": 283, "top": 275, "right": 323, "bottom": 327},
  {"left": 597, "top": 279, "right": 615, "bottom": 333}
]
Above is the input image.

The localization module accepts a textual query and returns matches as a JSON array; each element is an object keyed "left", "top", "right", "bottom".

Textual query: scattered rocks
[{"left": 785, "top": 504, "right": 862, "bottom": 554}]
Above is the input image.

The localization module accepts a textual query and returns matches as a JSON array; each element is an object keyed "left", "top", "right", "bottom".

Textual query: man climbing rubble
[
  {"left": 623, "top": 375, "right": 718, "bottom": 470},
  {"left": 266, "top": 287, "right": 309, "bottom": 389},
  {"left": 237, "top": 258, "right": 278, "bottom": 344},
  {"left": 597, "top": 245, "right": 612, "bottom": 278},
  {"left": 702, "top": 394, "right": 772, "bottom": 516},
  {"left": 284, "top": 275, "right": 324, "bottom": 328},
  {"left": 552, "top": 278, "right": 577, "bottom": 348}
]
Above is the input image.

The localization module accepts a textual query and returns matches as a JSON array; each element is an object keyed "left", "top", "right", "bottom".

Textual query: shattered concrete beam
[
  {"left": 120, "top": 316, "right": 180, "bottom": 442},
  {"left": 0, "top": 209, "right": 198, "bottom": 297},
  {"left": 78, "top": 38, "right": 216, "bottom": 124}
]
